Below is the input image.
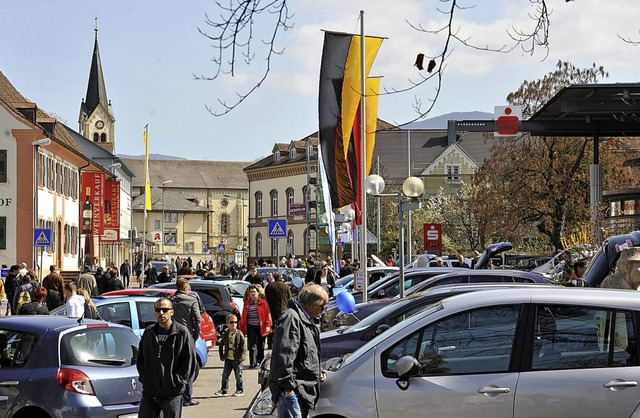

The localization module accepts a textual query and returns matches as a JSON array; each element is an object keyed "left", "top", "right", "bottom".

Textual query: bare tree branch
[{"left": 194, "top": 0, "right": 293, "bottom": 116}]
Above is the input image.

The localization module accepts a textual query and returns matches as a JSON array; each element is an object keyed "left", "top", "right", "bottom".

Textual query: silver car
[{"left": 246, "top": 287, "right": 640, "bottom": 418}]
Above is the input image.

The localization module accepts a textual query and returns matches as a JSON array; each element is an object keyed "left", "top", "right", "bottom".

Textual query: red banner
[
  {"left": 423, "top": 223, "right": 443, "bottom": 256},
  {"left": 81, "top": 172, "right": 104, "bottom": 237},
  {"left": 100, "top": 180, "right": 120, "bottom": 242}
]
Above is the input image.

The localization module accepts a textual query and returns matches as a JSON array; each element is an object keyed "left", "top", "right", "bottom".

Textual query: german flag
[{"left": 318, "top": 31, "right": 383, "bottom": 210}]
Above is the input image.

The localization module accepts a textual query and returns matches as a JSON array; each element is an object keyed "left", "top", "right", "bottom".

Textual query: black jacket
[
  {"left": 269, "top": 299, "right": 322, "bottom": 410},
  {"left": 137, "top": 321, "right": 195, "bottom": 399}
]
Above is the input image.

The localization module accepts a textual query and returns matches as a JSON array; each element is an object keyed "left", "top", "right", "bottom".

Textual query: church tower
[{"left": 79, "top": 20, "right": 115, "bottom": 153}]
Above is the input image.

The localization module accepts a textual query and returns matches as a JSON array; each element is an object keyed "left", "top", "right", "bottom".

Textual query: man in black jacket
[
  {"left": 137, "top": 297, "right": 195, "bottom": 418},
  {"left": 269, "top": 284, "right": 328, "bottom": 418}
]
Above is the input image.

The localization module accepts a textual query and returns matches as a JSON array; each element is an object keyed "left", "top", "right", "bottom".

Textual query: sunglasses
[
  {"left": 228, "top": 321, "right": 237, "bottom": 324},
  {"left": 154, "top": 307, "right": 173, "bottom": 313}
]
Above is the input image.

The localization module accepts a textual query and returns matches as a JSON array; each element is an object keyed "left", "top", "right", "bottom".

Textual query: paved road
[{"left": 186, "top": 349, "right": 263, "bottom": 418}]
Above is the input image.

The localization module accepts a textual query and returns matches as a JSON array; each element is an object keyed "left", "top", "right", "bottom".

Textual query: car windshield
[
  {"left": 348, "top": 298, "right": 417, "bottom": 333},
  {"left": 340, "top": 302, "right": 443, "bottom": 369},
  {"left": 335, "top": 275, "right": 354, "bottom": 287},
  {"left": 60, "top": 326, "right": 140, "bottom": 367}
]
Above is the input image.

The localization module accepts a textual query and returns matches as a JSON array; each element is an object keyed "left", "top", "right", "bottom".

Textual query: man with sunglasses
[
  {"left": 137, "top": 297, "right": 196, "bottom": 418},
  {"left": 269, "top": 284, "right": 329, "bottom": 418}
]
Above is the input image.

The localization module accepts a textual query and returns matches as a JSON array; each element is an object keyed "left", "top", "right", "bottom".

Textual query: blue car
[
  {"left": 0, "top": 315, "right": 141, "bottom": 418},
  {"left": 51, "top": 295, "right": 208, "bottom": 368}
]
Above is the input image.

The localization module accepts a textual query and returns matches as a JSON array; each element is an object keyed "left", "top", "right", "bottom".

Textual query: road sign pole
[{"left": 39, "top": 246, "right": 44, "bottom": 281}]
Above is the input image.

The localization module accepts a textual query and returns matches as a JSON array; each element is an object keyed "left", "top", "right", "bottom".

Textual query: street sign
[
  {"left": 423, "top": 223, "right": 443, "bottom": 256},
  {"left": 494, "top": 105, "right": 522, "bottom": 136},
  {"left": 33, "top": 228, "right": 52, "bottom": 247},
  {"left": 217, "top": 243, "right": 226, "bottom": 252},
  {"left": 267, "top": 218, "right": 287, "bottom": 239}
]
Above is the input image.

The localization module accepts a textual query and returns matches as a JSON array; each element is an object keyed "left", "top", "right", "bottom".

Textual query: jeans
[
  {"left": 247, "top": 324, "right": 265, "bottom": 366},
  {"left": 138, "top": 394, "right": 183, "bottom": 418},
  {"left": 276, "top": 391, "right": 309, "bottom": 418},
  {"left": 220, "top": 358, "right": 244, "bottom": 391},
  {"left": 182, "top": 357, "right": 199, "bottom": 402}
]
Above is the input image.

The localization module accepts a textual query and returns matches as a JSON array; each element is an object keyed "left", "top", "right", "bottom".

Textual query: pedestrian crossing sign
[
  {"left": 268, "top": 219, "right": 287, "bottom": 239},
  {"left": 33, "top": 228, "right": 52, "bottom": 247}
]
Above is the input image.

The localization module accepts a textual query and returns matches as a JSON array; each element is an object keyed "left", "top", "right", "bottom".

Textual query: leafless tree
[{"left": 195, "top": 0, "right": 559, "bottom": 118}]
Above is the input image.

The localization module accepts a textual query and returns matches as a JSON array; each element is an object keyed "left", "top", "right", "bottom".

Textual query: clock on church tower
[{"left": 95, "top": 120, "right": 105, "bottom": 129}]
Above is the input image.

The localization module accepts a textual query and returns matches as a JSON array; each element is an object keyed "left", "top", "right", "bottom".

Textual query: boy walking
[{"left": 215, "top": 314, "right": 247, "bottom": 397}]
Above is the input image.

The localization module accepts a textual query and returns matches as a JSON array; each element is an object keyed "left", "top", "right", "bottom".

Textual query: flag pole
[
  {"left": 359, "top": 10, "right": 368, "bottom": 303},
  {"left": 142, "top": 124, "right": 150, "bottom": 287}
]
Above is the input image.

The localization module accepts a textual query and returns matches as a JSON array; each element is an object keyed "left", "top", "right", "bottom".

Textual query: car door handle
[
  {"left": 0, "top": 381, "right": 19, "bottom": 386},
  {"left": 604, "top": 379, "right": 637, "bottom": 390},
  {"left": 477, "top": 385, "right": 510, "bottom": 396}
]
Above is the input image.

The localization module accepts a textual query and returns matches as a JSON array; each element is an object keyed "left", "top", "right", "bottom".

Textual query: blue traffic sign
[
  {"left": 217, "top": 243, "right": 226, "bottom": 252},
  {"left": 267, "top": 218, "right": 287, "bottom": 239},
  {"left": 33, "top": 228, "right": 52, "bottom": 247}
]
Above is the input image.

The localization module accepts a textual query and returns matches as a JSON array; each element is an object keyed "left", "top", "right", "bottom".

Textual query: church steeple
[{"left": 79, "top": 18, "right": 115, "bottom": 152}]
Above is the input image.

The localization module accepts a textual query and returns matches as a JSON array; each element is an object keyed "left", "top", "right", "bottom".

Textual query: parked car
[
  {"left": 151, "top": 279, "right": 241, "bottom": 340},
  {"left": 583, "top": 230, "right": 640, "bottom": 287},
  {"left": 206, "top": 279, "right": 249, "bottom": 316},
  {"left": 150, "top": 260, "right": 177, "bottom": 278},
  {"left": 0, "top": 316, "right": 141, "bottom": 418},
  {"left": 332, "top": 267, "right": 399, "bottom": 297},
  {"left": 51, "top": 295, "right": 209, "bottom": 368},
  {"left": 247, "top": 286, "right": 640, "bottom": 418},
  {"left": 101, "top": 288, "right": 217, "bottom": 349},
  {"left": 329, "top": 268, "right": 550, "bottom": 330},
  {"left": 411, "top": 254, "right": 471, "bottom": 268},
  {"left": 321, "top": 267, "right": 464, "bottom": 331}
]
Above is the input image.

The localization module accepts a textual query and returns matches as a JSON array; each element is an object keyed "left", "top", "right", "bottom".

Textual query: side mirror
[
  {"left": 375, "top": 324, "right": 390, "bottom": 336},
  {"left": 395, "top": 355, "right": 420, "bottom": 390}
]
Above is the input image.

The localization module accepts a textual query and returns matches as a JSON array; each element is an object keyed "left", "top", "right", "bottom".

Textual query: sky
[{"left": 1, "top": 0, "right": 640, "bottom": 162}]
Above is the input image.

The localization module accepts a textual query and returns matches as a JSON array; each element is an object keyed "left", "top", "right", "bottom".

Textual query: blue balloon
[
  {"left": 293, "top": 277, "right": 304, "bottom": 288},
  {"left": 336, "top": 291, "right": 356, "bottom": 314}
]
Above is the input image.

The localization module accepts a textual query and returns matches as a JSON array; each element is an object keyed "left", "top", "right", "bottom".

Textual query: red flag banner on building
[
  {"left": 318, "top": 31, "right": 383, "bottom": 209},
  {"left": 80, "top": 172, "right": 105, "bottom": 237},
  {"left": 100, "top": 180, "right": 120, "bottom": 242}
]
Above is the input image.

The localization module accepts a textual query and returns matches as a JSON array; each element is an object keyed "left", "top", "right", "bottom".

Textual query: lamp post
[
  {"left": 365, "top": 174, "right": 424, "bottom": 299},
  {"left": 161, "top": 180, "right": 173, "bottom": 255},
  {"left": 32, "top": 138, "right": 51, "bottom": 278}
]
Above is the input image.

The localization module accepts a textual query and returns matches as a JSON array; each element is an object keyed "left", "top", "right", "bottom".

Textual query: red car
[{"left": 101, "top": 288, "right": 217, "bottom": 349}]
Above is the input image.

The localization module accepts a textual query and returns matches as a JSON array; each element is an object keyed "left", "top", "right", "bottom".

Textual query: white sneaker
[
  {"left": 233, "top": 390, "right": 244, "bottom": 397},
  {"left": 214, "top": 390, "right": 228, "bottom": 397}
]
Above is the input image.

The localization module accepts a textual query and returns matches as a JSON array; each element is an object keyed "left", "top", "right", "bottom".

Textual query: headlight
[{"left": 252, "top": 388, "right": 276, "bottom": 415}]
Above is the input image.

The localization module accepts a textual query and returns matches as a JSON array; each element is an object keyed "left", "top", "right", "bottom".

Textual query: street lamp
[
  {"left": 32, "top": 138, "right": 51, "bottom": 278},
  {"left": 365, "top": 174, "right": 424, "bottom": 299},
  {"left": 161, "top": 180, "right": 173, "bottom": 255}
]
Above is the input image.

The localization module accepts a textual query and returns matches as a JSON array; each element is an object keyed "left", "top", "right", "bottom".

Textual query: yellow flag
[{"left": 143, "top": 125, "right": 152, "bottom": 211}]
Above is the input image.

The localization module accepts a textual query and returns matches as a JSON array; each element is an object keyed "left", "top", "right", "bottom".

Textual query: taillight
[
  {"left": 57, "top": 368, "right": 96, "bottom": 396},
  {"left": 231, "top": 301, "right": 240, "bottom": 315}
]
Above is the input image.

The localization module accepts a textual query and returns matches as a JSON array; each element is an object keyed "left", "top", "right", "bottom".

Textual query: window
[
  {"left": 446, "top": 164, "right": 461, "bottom": 184},
  {"left": 221, "top": 213, "right": 229, "bottom": 235},
  {"left": 256, "top": 192, "right": 263, "bottom": 218},
  {"left": 289, "top": 148, "right": 297, "bottom": 159},
  {"left": 184, "top": 242, "right": 194, "bottom": 253},
  {"left": 0, "top": 217, "right": 5, "bottom": 250},
  {"left": 271, "top": 190, "right": 278, "bottom": 216},
  {"left": 164, "top": 212, "right": 178, "bottom": 223},
  {"left": 154, "top": 220, "right": 160, "bottom": 229},
  {"left": 256, "top": 233, "right": 262, "bottom": 257},
  {"left": 287, "top": 230, "right": 294, "bottom": 256},
  {"left": 93, "top": 133, "right": 99, "bottom": 142},
  {"left": 0, "top": 330, "right": 38, "bottom": 368},
  {"left": 531, "top": 305, "right": 638, "bottom": 370},
  {"left": 60, "top": 327, "right": 139, "bottom": 368},
  {"left": 0, "top": 150, "right": 6, "bottom": 183},
  {"left": 286, "top": 188, "right": 294, "bottom": 215},
  {"left": 100, "top": 133, "right": 107, "bottom": 142},
  {"left": 97, "top": 302, "right": 132, "bottom": 328},
  {"left": 382, "top": 305, "right": 522, "bottom": 377}
]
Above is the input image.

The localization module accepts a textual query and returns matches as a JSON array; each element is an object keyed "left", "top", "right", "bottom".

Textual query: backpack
[{"left": 16, "top": 287, "right": 32, "bottom": 311}]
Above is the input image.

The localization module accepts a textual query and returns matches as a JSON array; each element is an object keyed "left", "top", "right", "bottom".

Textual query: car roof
[
  {"left": 0, "top": 315, "right": 125, "bottom": 332},
  {"left": 424, "top": 269, "right": 546, "bottom": 280}
]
